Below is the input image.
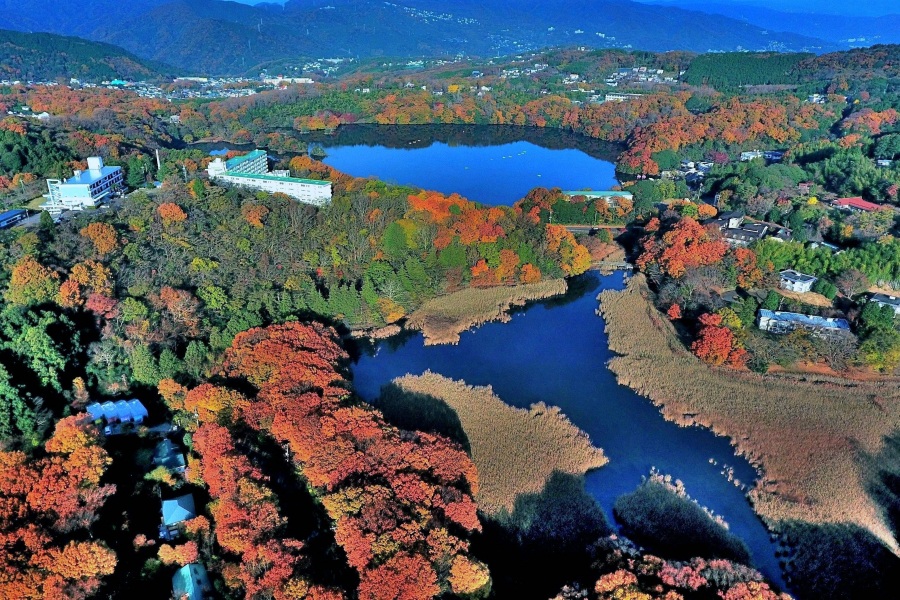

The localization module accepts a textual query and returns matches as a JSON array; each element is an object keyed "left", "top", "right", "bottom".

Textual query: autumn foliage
[
  {"left": 0, "top": 417, "right": 116, "bottom": 599},
  {"left": 180, "top": 322, "right": 487, "bottom": 599},
  {"left": 5, "top": 255, "right": 60, "bottom": 306},
  {"left": 691, "top": 313, "right": 748, "bottom": 367},
  {"left": 157, "top": 202, "right": 187, "bottom": 225},
  {"left": 636, "top": 217, "right": 728, "bottom": 278},
  {"left": 79, "top": 222, "right": 119, "bottom": 256}
]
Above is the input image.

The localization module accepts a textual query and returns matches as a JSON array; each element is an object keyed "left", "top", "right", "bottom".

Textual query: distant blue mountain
[
  {"left": 645, "top": 0, "right": 900, "bottom": 46},
  {"left": 0, "top": 0, "right": 841, "bottom": 75}
]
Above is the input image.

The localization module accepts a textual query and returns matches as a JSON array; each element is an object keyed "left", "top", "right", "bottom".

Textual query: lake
[
  {"left": 351, "top": 272, "right": 786, "bottom": 590},
  {"left": 315, "top": 124, "right": 622, "bottom": 205}
]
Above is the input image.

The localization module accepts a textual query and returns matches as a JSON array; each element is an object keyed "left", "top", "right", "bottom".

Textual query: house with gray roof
[
  {"left": 706, "top": 211, "right": 769, "bottom": 247},
  {"left": 757, "top": 309, "right": 850, "bottom": 336},
  {"left": 871, "top": 293, "right": 900, "bottom": 316},
  {"left": 153, "top": 439, "right": 187, "bottom": 474},
  {"left": 779, "top": 270, "right": 818, "bottom": 294}
]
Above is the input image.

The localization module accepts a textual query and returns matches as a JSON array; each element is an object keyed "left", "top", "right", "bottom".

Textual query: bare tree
[
  {"left": 835, "top": 269, "right": 871, "bottom": 299},
  {"left": 816, "top": 331, "right": 859, "bottom": 372}
]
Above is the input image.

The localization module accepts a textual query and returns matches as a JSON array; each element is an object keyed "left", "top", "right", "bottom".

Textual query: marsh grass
[
  {"left": 393, "top": 372, "right": 607, "bottom": 514},
  {"left": 406, "top": 279, "right": 568, "bottom": 345},
  {"left": 599, "top": 274, "right": 900, "bottom": 551}
]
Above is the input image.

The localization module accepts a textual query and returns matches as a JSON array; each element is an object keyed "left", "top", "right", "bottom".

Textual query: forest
[
  {"left": 0, "top": 29, "right": 169, "bottom": 83},
  {"left": 3, "top": 41, "right": 900, "bottom": 599}
]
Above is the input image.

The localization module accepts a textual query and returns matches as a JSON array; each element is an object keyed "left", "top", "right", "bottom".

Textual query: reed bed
[
  {"left": 406, "top": 279, "right": 568, "bottom": 345},
  {"left": 599, "top": 274, "right": 900, "bottom": 551},
  {"left": 394, "top": 372, "right": 607, "bottom": 515}
]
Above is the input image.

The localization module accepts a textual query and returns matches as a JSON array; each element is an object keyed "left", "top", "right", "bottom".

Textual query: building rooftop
[
  {"left": 0, "top": 209, "right": 26, "bottom": 220},
  {"left": 871, "top": 293, "right": 900, "bottom": 307},
  {"left": 64, "top": 165, "right": 121, "bottom": 186},
  {"left": 223, "top": 171, "right": 331, "bottom": 186},
  {"left": 153, "top": 439, "right": 186, "bottom": 471},
  {"left": 562, "top": 190, "right": 634, "bottom": 199},
  {"left": 162, "top": 494, "right": 196, "bottom": 526},
  {"left": 85, "top": 399, "right": 148, "bottom": 423},
  {"left": 780, "top": 269, "right": 817, "bottom": 284},
  {"left": 172, "top": 563, "right": 210, "bottom": 600},
  {"left": 835, "top": 197, "right": 882, "bottom": 212},
  {"left": 759, "top": 309, "right": 850, "bottom": 331},
  {"left": 225, "top": 149, "right": 267, "bottom": 171}
]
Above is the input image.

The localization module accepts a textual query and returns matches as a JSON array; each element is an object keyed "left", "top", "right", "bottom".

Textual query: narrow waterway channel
[{"left": 350, "top": 271, "right": 786, "bottom": 591}]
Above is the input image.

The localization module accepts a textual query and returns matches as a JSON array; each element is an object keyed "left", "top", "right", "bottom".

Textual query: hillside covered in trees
[{"left": 0, "top": 29, "right": 170, "bottom": 82}]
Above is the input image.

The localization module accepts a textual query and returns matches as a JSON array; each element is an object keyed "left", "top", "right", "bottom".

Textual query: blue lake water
[
  {"left": 351, "top": 271, "right": 786, "bottom": 590},
  {"left": 321, "top": 136, "right": 619, "bottom": 205}
]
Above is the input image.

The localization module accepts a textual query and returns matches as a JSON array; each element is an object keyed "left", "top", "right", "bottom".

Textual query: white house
[{"left": 779, "top": 270, "right": 818, "bottom": 294}]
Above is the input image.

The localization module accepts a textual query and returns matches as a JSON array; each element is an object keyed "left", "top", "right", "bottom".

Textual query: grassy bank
[
  {"left": 393, "top": 372, "right": 607, "bottom": 514},
  {"left": 406, "top": 279, "right": 568, "bottom": 345},
  {"left": 598, "top": 274, "right": 900, "bottom": 551}
]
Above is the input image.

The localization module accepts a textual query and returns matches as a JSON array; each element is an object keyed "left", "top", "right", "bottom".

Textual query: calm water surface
[
  {"left": 351, "top": 272, "right": 786, "bottom": 589},
  {"left": 318, "top": 125, "right": 620, "bottom": 204}
]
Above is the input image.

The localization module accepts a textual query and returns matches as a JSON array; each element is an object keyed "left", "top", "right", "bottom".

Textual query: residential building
[
  {"left": 160, "top": 494, "right": 197, "bottom": 540},
  {"left": 740, "top": 151, "right": 765, "bottom": 162},
  {"left": 707, "top": 212, "right": 768, "bottom": 247},
  {"left": 153, "top": 439, "right": 187, "bottom": 474},
  {"left": 85, "top": 399, "right": 149, "bottom": 435},
  {"left": 207, "top": 149, "right": 332, "bottom": 206},
  {"left": 173, "top": 564, "right": 211, "bottom": 600},
  {"left": 43, "top": 157, "right": 123, "bottom": 214},
  {"left": 779, "top": 270, "right": 818, "bottom": 294},
  {"left": 604, "top": 92, "right": 643, "bottom": 103},
  {"left": 562, "top": 190, "right": 634, "bottom": 206},
  {"left": 222, "top": 149, "right": 268, "bottom": 175},
  {"left": 757, "top": 310, "right": 850, "bottom": 335},
  {"left": 871, "top": 293, "right": 900, "bottom": 316},
  {"left": 834, "top": 197, "right": 882, "bottom": 212},
  {"left": 0, "top": 209, "right": 27, "bottom": 229}
]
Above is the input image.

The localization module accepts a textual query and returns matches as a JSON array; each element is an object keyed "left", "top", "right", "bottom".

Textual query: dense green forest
[
  {"left": 0, "top": 29, "right": 170, "bottom": 82},
  {"left": 682, "top": 52, "right": 811, "bottom": 89}
]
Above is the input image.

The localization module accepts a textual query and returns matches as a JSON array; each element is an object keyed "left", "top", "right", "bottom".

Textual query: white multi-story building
[
  {"left": 44, "top": 156, "right": 123, "bottom": 214},
  {"left": 207, "top": 149, "right": 332, "bottom": 206}
]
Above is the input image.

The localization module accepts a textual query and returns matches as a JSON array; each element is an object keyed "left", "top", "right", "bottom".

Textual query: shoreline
[
  {"left": 405, "top": 278, "right": 569, "bottom": 345},
  {"left": 597, "top": 273, "right": 900, "bottom": 553}
]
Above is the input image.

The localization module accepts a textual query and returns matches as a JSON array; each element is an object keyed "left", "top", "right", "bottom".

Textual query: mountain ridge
[
  {"left": 0, "top": 0, "right": 839, "bottom": 75},
  {"left": 0, "top": 28, "right": 172, "bottom": 82}
]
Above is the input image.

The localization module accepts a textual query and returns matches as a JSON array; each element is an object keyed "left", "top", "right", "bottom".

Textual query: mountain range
[
  {"left": 0, "top": 0, "right": 839, "bottom": 75},
  {"left": 647, "top": 0, "right": 900, "bottom": 46}
]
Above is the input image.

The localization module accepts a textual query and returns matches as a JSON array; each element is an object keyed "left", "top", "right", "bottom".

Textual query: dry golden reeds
[
  {"left": 406, "top": 279, "right": 568, "bottom": 345},
  {"left": 394, "top": 372, "right": 607, "bottom": 515},
  {"left": 599, "top": 274, "right": 900, "bottom": 552}
]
